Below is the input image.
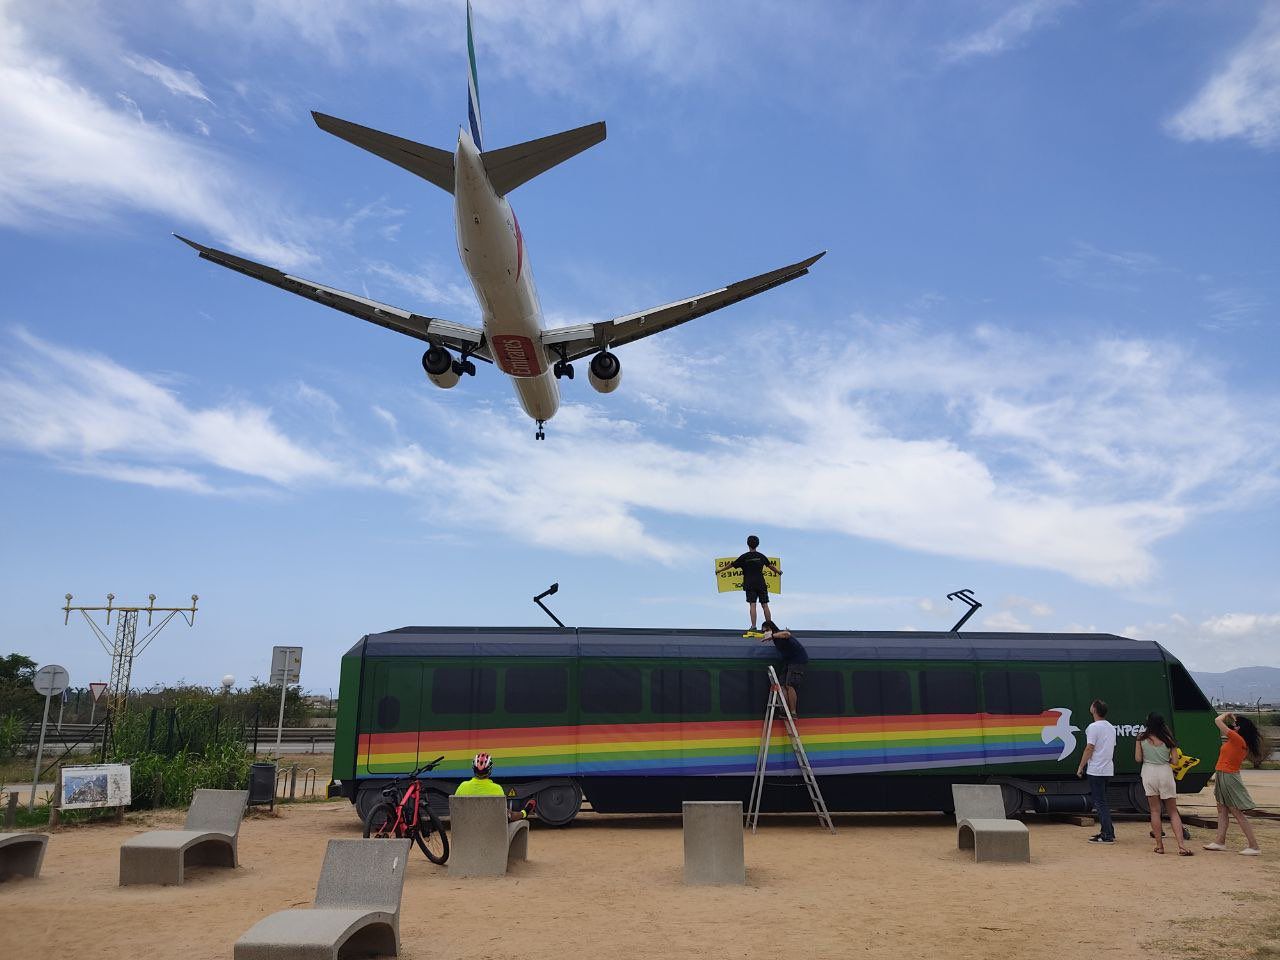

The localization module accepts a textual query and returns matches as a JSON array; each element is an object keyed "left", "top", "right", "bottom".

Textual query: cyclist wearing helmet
[{"left": 454, "top": 753, "right": 533, "bottom": 822}]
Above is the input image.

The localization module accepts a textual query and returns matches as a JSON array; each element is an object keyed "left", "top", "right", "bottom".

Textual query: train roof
[{"left": 349, "top": 627, "right": 1174, "bottom": 663}]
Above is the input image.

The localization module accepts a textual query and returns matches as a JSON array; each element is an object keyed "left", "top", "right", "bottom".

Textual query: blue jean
[{"left": 1088, "top": 775, "right": 1114, "bottom": 840}]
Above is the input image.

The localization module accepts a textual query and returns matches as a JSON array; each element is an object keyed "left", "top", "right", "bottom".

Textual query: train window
[
  {"left": 651, "top": 668, "right": 712, "bottom": 715},
  {"left": 1169, "top": 662, "right": 1212, "bottom": 712},
  {"left": 431, "top": 666, "right": 496, "bottom": 715},
  {"left": 804, "top": 670, "right": 845, "bottom": 716},
  {"left": 921, "top": 670, "right": 978, "bottom": 715},
  {"left": 581, "top": 665, "right": 642, "bottom": 714},
  {"left": 718, "top": 669, "right": 772, "bottom": 716},
  {"left": 850, "top": 670, "right": 913, "bottom": 715},
  {"left": 504, "top": 665, "right": 569, "bottom": 714},
  {"left": 376, "top": 695, "right": 400, "bottom": 729},
  {"left": 982, "top": 671, "right": 1044, "bottom": 715}
]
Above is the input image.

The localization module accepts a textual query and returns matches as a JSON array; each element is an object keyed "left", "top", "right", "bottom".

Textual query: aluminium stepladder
[{"left": 745, "top": 665, "right": 836, "bottom": 834}]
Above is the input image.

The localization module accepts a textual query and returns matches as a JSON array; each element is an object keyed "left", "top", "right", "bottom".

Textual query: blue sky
[{"left": 1, "top": 0, "right": 1278, "bottom": 692}]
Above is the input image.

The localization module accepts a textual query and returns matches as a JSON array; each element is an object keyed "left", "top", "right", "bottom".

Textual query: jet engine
[
  {"left": 422, "top": 346, "right": 460, "bottom": 389},
  {"left": 587, "top": 351, "right": 621, "bottom": 394}
]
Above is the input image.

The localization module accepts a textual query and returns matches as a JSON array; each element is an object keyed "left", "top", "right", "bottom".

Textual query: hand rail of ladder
[{"left": 745, "top": 665, "right": 836, "bottom": 834}]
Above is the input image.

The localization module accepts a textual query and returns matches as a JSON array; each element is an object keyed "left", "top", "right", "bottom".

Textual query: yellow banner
[{"left": 715, "top": 557, "right": 782, "bottom": 594}]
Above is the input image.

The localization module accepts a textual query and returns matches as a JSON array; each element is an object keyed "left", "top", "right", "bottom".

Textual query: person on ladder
[{"left": 760, "top": 620, "right": 806, "bottom": 716}]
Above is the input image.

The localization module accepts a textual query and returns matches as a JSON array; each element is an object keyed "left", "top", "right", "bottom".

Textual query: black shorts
[
  {"left": 784, "top": 666, "right": 805, "bottom": 688},
  {"left": 745, "top": 585, "right": 769, "bottom": 604}
]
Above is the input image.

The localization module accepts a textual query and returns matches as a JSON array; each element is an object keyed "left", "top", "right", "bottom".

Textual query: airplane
[{"left": 177, "top": 2, "right": 823, "bottom": 439}]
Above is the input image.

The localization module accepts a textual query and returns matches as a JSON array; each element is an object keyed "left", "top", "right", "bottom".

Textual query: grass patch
[{"left": 1148, "top": 860, "right": 1280, "bottom": 960}]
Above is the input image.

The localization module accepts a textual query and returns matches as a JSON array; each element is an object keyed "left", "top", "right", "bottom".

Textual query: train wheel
[{"left": 535, "top": 781, "right": 582, "bottom": 826}]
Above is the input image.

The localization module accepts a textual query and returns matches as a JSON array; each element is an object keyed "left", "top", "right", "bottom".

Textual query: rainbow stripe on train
[{"left": 357, "top": 711, "right": 1066, "bottom": 778}]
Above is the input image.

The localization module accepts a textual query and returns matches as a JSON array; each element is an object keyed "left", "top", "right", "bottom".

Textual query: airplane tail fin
[
  {"left": 467, "top": 1, "right": 484, "bottom": 149},
  {"left": 481, "top": 122, "right": 607, "bottom": 196}
]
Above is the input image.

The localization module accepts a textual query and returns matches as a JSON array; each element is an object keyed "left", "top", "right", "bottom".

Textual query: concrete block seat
[
  {"left": 448, "top": 795, "right": 529, "bottom": 878},
  {"left": 235, "top": 838, "right": 411, "bottom": 960},
  {"left": 950, "top": 784, "right": 1030, "bottom": 864},
  {"left": 0, "top": 832, "right": 49, "bottom": 881},
  {"left": 683, "top": 801, "right": 745, "bottom": 885},
  {"left": 119, "top": 788, "right": 249, "bottom": 886}
]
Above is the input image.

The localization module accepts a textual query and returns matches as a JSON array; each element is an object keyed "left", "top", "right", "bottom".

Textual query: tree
[{"left": 0, "top": 652, "right": 42, "bottom": 720}]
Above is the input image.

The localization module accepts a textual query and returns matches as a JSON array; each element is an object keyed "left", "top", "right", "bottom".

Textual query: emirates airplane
[{"left": 178, "top": 3, "right": 823, "bottom": 438}]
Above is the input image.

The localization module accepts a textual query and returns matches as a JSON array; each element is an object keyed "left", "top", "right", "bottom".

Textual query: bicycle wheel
[
  {"left": 414, "top": 807, "right": 449, "bottom": 864},
  {"left": 363, "top": 802, "right": 400, "bottom": 839}
]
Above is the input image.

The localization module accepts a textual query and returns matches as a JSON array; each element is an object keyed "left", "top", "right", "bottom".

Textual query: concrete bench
[
  {"left": 682, "top": 801, "right": 745, "bottom": 885},
  {"left": 120, "top": 788, "right": 248, "bottom": 886},
  {"left": 235, "top": 838, "right": 411, "bottom": 960},
  {"left": 448, "top": 795, "right": 529, "bottom": 878},
  {"left": 950, "top": 784, "right": 1029, "bottom": 864},
  {"left": 0, "top": 832, "right": 48, "bottom": 881}
]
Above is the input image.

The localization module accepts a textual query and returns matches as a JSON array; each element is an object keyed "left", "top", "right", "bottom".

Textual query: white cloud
[
  {"left": 1166, "top": 7, "right": 1280, "bottom": 149},
  {"left": 1003, "top": 595, "right": 1053, "bottom": 617},
  {"left": 1, "top": 318, "right": 1277, "bottom": 588},
  {"left": 1124, "top": 613, "right": 1280, "bottom": 671},
  {"left": 0, "top": 329, "right": 339, "bottom": 490},
  {"left": 0, "top": 13, "right": 313, "bottom": 267},
  {"left": 982, "top": 610, "right": 1032, "bottom": 631},
  {"left": 943, "top": 0, "right": 1076, "bottom": 65},
  {"left": 122, "top": 53, "right": 212, "bottom": 103}
]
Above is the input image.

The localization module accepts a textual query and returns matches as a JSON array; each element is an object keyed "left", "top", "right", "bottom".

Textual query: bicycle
[{"left": 362, "top": 757, "right": 450, "bottom": 864}]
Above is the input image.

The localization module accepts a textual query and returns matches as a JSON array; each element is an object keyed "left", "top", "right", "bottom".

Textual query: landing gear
[
  {"left": 535, "top": 420, "right": 546, "bottom": 440},
  {"left": 551, "top": 344, "right": 574, "bottom": 380}
]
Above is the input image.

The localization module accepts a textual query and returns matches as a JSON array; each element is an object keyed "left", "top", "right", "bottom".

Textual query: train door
[{"left": 360, "top": 660, "right": 424, "bottom": 776}]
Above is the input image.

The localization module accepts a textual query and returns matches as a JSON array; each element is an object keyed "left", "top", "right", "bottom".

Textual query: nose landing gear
[{"left": 535, "top": 420, "right": 546, "bottom": 440}]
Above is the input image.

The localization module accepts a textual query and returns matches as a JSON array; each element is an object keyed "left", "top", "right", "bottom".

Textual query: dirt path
[{"left": 3, "top": 772, "right": 1278, "bottom": 960}]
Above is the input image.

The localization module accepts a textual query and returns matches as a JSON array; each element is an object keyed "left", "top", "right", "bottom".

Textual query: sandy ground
[{"left": 3, "top": 772, "right": 1278, "bottom": 960}]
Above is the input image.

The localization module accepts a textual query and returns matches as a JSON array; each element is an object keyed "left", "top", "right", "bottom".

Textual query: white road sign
[
  {"left": 270, "top": 646, "right": 302, "bottom": 685},
  {"left": 89, "top": 682, "right": 108, "bottom": 702},
  {"left": 33, "top": 664, "right": 70, "bottom": 697}
]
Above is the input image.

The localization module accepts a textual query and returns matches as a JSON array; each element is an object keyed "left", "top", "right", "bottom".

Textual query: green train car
[{"left": 330, "top": 627, "right": 1218, "bottom": 825}]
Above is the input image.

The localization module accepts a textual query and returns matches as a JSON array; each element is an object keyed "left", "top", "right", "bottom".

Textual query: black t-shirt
[
  {"left": 771, "top": 631, "right": 808, "bottom": 665},
  {"left": 733, "top": 550, "right": 770, "bottom": 587}
]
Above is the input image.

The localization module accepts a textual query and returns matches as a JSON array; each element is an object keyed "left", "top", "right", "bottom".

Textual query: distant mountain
[{"left": 1191, "top": 666, "right": 1280, "bottom": 705}]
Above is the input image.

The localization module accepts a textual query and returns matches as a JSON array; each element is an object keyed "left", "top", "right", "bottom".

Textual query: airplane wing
[
  {"left": 174, "top": 236, "right": 489, "bottom": 360},
  {"left": 540, "top": 252, "right": 825, "bottom": 362}
]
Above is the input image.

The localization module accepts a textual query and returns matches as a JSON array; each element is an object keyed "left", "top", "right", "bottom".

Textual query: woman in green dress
[{"left": 1203, "top": 713, "right": 1269, "bottom": 856}]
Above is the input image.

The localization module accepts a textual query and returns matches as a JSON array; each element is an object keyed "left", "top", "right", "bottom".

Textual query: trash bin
[{"left": 248, "top": 761, "right": 277, "bottom": 811}]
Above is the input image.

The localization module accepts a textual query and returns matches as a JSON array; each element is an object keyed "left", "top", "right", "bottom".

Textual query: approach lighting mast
[{"left": 63, "top": 593, "right": 199, "bottom": 716}]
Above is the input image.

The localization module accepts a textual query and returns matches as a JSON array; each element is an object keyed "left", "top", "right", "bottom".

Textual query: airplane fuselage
[{"left": 454, "top": 131, "right": 559, "bottom": 423}]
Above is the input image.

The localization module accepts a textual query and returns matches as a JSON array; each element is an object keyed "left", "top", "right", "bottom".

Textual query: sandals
[
  {"left": 1153, "top": 845, "right": 1165, "bottom": 854},
  {"left": 1178, "top": 849, "right": 1194, "bottom": 856}
]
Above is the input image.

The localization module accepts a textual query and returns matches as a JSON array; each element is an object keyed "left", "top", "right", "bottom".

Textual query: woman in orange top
[{"left": 1203, "top": 713, "right": 1268, "bottom": 855}]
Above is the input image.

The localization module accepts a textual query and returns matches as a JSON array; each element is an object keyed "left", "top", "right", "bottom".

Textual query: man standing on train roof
[
  {"left": 454, "top": 752, "right": 533, "bottom": 822},
  {"left": 724, "top": 535, "right": 781, "bottom": 635},
  {"left": 760, "top": 620, "right": 806, "bottom": 717}
]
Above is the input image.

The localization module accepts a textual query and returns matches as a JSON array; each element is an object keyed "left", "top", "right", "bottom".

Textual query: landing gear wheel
[
  {"left": 553, "top": 361, "right": 574, "bottom": 380},
  {"left": 535, "top": 782, "right": 582, "bottom": 826},
  {"left": 535, "top": 420, "right": 546, "bottom": 440},
  {"left": 415, "top": 807, "right": 449, "bottom": 864},
  {"left": 451, "top": 359, "right": 477, "bottom": 377}
]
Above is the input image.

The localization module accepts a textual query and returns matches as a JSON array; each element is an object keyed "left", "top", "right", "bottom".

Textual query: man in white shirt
[{"left": 1076, "top": 698, "right": 1117, "bottom": 843}]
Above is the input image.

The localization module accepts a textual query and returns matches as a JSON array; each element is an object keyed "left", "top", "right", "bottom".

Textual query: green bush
[
  {"left": 110, "top": 694, "right": 253, "bottom": 809},
  {"left": 0, "top": 713, "right": 22, "bottom": 762}
]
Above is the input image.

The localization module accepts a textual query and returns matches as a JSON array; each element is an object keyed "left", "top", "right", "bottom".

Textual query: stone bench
[
  {"left": 120, "top": 788, "right": 248, "bottom": 886},
  {"left": 235, "top": 838, "right": 411, "bottom": 959},
  {"left": 448, "top": 795, "right": 529, "bottom": 878},
  {"left": 0, "top": 832, "right": 48, "bottom": 881},
  {"left": 683, "top": 801, "right": 745, "bottom": 885},
  {"left": 951, "top": 784, "right": 1029, "bottom": 864}
]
